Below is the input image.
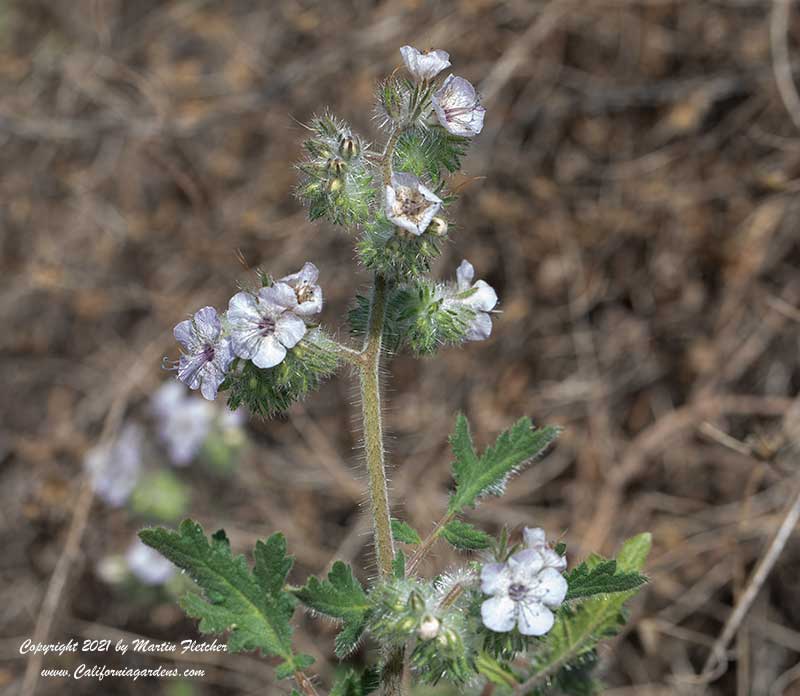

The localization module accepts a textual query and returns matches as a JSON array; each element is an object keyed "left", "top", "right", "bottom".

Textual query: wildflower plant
[{"left": 139, "top": 47, "right": 651, "bottom": 696}]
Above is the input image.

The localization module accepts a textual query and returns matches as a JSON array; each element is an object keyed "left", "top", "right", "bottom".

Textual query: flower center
[
  {"left": 295, "top": 282, "right": 314, "bottom": 304},
  {"left": 258, "top": 316, "right": 276, "bottom": 336},
  {"left": 444, "top": 104, "right": 475, "bottom": 122},
  {"left": 399, "top": 189, "right": 429, "bottom": 220},
  {"left": 508, "top": 583, "right": 528, "bottom": 601},
  {"left": 201, "top": 344, "right": 215, "bottom": 362}
]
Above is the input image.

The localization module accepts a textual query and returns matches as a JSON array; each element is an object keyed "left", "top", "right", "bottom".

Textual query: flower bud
[
  {"left": 428, "top": 216, "right": 448, "bottom": 237},
  {"left": 407, "top": 589, "right": 426, "bottom": 615},
  {"left": 326, "top": 178, "right": 343, "bottom": 193},
  {"left": 339, "top": 136, "right": 359, "bottom": 160},
  {"left": 437, "top": 626, "right": 460, "bottom": 650},
  {"left": 326, "top": 157, "right": 346, "bottom": 176},
  {"left": 417, "top": 615, "right": 440, "bottom": 641},
  {"left": 397, "top": 616, "right": 418, "bottom": 634}
]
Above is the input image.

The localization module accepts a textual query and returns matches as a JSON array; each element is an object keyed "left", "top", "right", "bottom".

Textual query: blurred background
[{"left": 3, "top": 0, "right": 800, "bottom": 694}]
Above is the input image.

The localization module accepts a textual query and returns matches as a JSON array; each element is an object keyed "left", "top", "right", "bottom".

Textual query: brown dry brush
[{"left": 2, "top": 1, "right": 800, "bottom": 695}]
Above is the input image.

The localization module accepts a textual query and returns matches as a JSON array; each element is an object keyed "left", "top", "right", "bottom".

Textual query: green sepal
[
  {"left": 474, "top": 651, "right": 520, "bottom": 688},
  {"left": 221, "top": 329, "right": 340, "bottom": 418},
  {"left": 393, "top": 127, "right": 469, "bottom": 186},
  {"left": 441, "top": 519, "right": 492, "bottom": 550},
  {"left": 330, "top": 667, "right": 381, "bottom": 696},
  {"left": 138, "top": 521, "right": 306, "bottom": 678}
]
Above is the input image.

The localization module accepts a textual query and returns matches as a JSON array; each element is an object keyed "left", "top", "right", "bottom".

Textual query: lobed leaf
[
  {"left": 447, "top": 415, "right": 561, "bottom": 513},
  {"left": 138, "top": 520, "right": 307, "bottom": 678},
  {"left": 441, "top": 518, "right": 492, "bottom": 550}
]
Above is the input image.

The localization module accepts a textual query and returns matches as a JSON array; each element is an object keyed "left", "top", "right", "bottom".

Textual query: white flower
[
  {"left": 227, "top": 284, "right": 307, "bottom": 369},
  {"left": 84, "top": 422, "right": 143, "bottom": 507},
  {"left": 400, "top": 45, "right": 451, "bottom": 81},
  {"left": 443, "top": 260, "right": 498, "bottom": 341},
  {"left": 173, "top": 306, "right": 234, "bottom": 401},
  {"left": 432, "top": 75, "right": 486, "bottom": 137},
  {"left": 385, "top": 172, "right": 442, "bottom": 236},
  {"left": 278, "top": 262, "right": 323, "bottom": 318},
  {"left": 150, "top": 381, "right": 215, "bottom": 466},
  {"left": 126, "top": 538, "right": 175, "bottom": 586},
  {"left": 480, "top": 544, "right": 567, "bottom": 637}
]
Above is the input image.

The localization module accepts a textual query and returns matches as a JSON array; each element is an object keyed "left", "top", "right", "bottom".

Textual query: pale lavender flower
[
  {"left": 126, "top": 538, "right": 175, "bottom": 586},
  {"left": 174, "top": 306, "right": 233, "bottom": 401},
  {"left": 278, "top": 262, "right": 323, "bottom": 318},
  {"left": 385, "top": 172, "right": 442, "bottom": 236},
  {"left": 151, "top": 381, "right": 215, "bottom": 466},
  {"left": 443, "top": 260, "right": 498, "bottom": 341},
  {"left": 480, "top": 534, "right": 567, "bottom": 636},
  {"left": 400, "top": 45, "right": 451, "bottom": 81},
  {"left": 432, "top": 75, "right": 486, "bottom": 137},
  {"left": 227, "top": 284, "right": 307, "bottom": 369},
  {"left": 84, "top": 423, "right": 143, "bottom": 507}
]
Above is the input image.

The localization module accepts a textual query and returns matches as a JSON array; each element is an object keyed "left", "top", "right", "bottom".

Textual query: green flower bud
[
  {"left": 326, "top": 157, "right": 346, "bottom": 176},
  {"left": 407, "top": 589, "right": 426, "bottom": 615},
  {"left": 339, "top": 135, "right": 359, "bottom": 160},
  {"left": 397, "top": 616, "right": 418, "bottom": 634},
  {"left": 326, "top": 177, "right": 343, "bottom": 193},
  {"left": 428, "top": 216, "right": 448, "bottom": 237},
  {"left": 437, "top": 626, "right": 460, "bottom": 651}
]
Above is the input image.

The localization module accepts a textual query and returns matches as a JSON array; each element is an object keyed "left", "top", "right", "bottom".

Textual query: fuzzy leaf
[
  {"left": 565, "top": 559, "right": 647, "bottom": 601},
  {"left": 330, "top": 667, "right": 381, "bottom": 696},
  {"left": 138, "top": 520, "right": 306, "bottom": 678},
  {"left": 474, "top": 652, "right": 519, "bottom": 688},
  {"left": 441, "top": 519, "right": 492, "bottom": 550},
  {"left": 292, "top": 561, "right": 370, "bottom": 659},
  {"left": 448, "top": 415, "right": 561, "bottom": 513},
  {"left": 527, "top": 534, "right": 651, "bottom": 685},
  {"left": 391, "top": 519, "right": 421, "bottom": 545}
]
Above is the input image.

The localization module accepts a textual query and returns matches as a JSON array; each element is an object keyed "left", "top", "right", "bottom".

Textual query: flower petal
[
  {"left": 193, "top": 306, "right": 221, "bottom": 343},
  {"left": 276, "top": 312, "right": 306, "bottom": 348},
  {"left": 523, "top": 527, "right": 547, "bottom": 549},
  {"left": 251, "top": 335, "right": 287, "bottom": 369},
  {"left": 517, "top": 600, "right": 555, "bottom": 636},
  {"left": 294, "top": 286, "right": 323, "bottom": 317},
  {"left": 508, "top": 549, "right": 544, "bottom": 583},
  {"left": 227, "top": 291, "right": 261, "bottom": 324},
  {"left": 481, "top": 596, "right": 517, "bottom": 633},
  {"left": 465, "top": 311, "right": 493, "bottom": 341},
  {"left": 173, "top": 319, "right": 194, "bottom": 349},
  {"left": 534, "top": 567, "right": 568, "bottom": 609},
  {"left": 280, "top": 261, "right": 319, "bottom": 286},
  {"left": 481, "top": 562, "right": 511, "bottom": 595},
  {"left": 464, "top": 280, "right": 498, "bottom": 312},
  {"left": 260, "top": 282, "right": 299, "bottom": 311},
  {"left": 456, "top": 260, "right": 475, "bottom": 290}
]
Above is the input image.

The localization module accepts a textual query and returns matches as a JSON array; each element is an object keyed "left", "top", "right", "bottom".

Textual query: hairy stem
[
  {"left": 406, "top": 511, "right": 455, "bottom": 575},
  {"left": 359, "top": 273, "right": 395, "bottom": 578}
]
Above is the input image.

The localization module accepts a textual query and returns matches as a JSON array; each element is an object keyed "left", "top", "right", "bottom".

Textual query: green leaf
[
  {"left": 138, "top": 520, "right": 306, "bottom": 678},
  {"left": 391, "top": 519, "right": 421, "bottom": 545},
  {"left": 616, "top": 532, "right": 652, "bottom": 573},
  {"left": 330, "top": 667, "right": 381, "bottom": 696},
  {"left": 474, "top": 651, "right": 519, "bottom": 688},
  {"left": 292, "top": 561, "right": 370, "bottom": 658},
  {"left": 526, "top": 533, "right": 651, "bottom": 685},
  {"left": 441, "top": 519, "right": 492, "bottom": 550},
  {"left": 293, "top": 561, "right": 369, "bottom": 618},
  {"left": 448, "top": 414, "right": 561, "bottom": 513},
  {"left": 565, "top": 559, "right": 647, "bottom": 601}
]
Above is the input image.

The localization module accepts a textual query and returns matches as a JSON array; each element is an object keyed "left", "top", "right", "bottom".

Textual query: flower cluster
[
  {"left": 172, "top": 263, "right": 323, "bottom": 401},
  {"left": 480, "top": 527, "right": 567, "bottom": 637}
]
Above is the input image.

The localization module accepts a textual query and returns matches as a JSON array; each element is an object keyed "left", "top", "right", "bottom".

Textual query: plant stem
[
  {"left": 359, "top": 273, "right": 395, "bottom": 579},
  {"left": 406, "top": 511, "right": 455, "bottom": 575}
]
